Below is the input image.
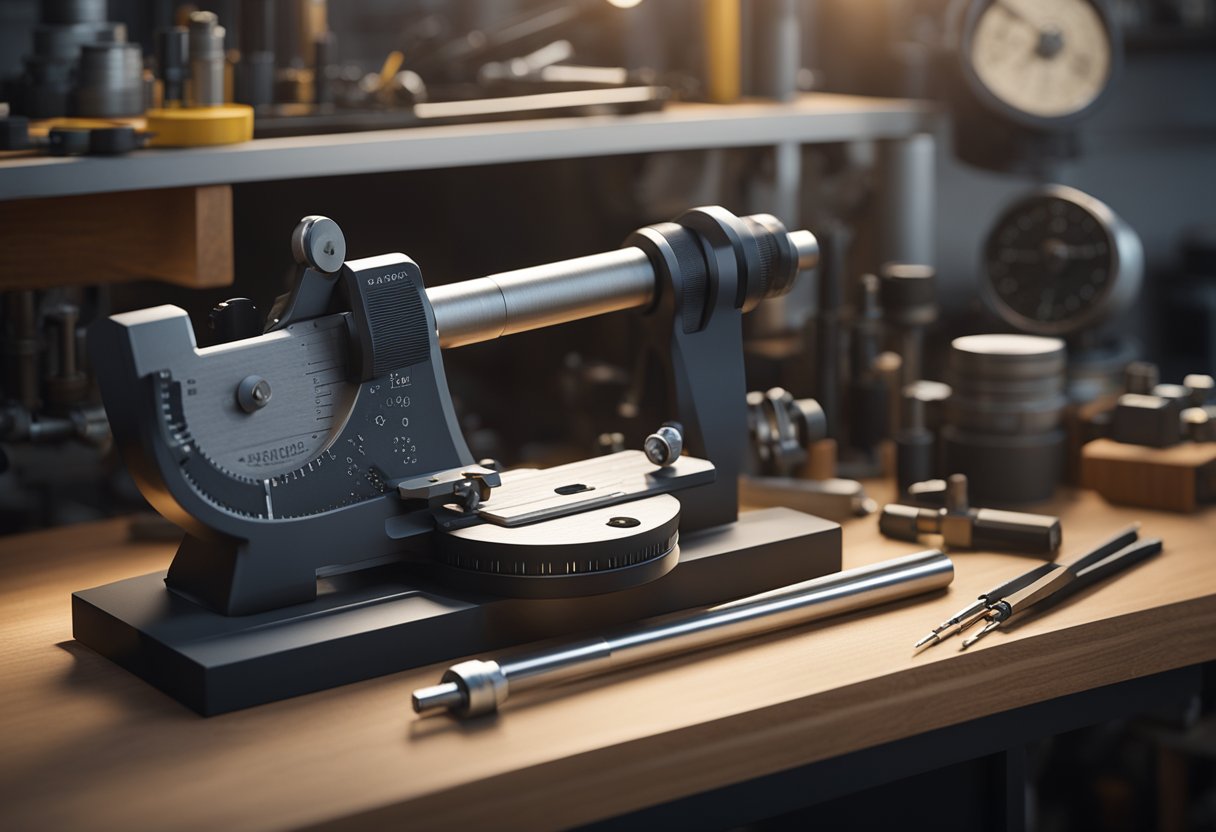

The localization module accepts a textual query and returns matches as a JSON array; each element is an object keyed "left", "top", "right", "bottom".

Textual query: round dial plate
[
  {"left": 185, "top": 316, "right": 357, "bottom": 479},
  {"left": 964, "top": 0, "right": 1114, "bottom": 124},
  {"left": 982, "top": 185, "right": 1141, "bottom": 336}
]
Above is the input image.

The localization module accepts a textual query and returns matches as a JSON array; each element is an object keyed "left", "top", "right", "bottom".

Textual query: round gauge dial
[
  {"left": 982, "top": 185, "right": 1142, "bottom": 336},
  {"left": 962, "top": 0, "right": 1116, "bottom": 125}
]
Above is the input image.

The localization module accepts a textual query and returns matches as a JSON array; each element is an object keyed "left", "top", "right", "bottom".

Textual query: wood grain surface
[
  {"left": 1, "top": 490, "right": 1213, "bottom": 832},
  {"left": 0, "top": 185, "right": 233, "bottom": 289},
  {"left": 1082, "top": 438, "right": 1216, "bottom": 512}
]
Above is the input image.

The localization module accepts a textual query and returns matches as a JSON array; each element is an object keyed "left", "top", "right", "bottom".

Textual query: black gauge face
[{"left": 984, "top": 191, "right": 1117, "bottom": 335}]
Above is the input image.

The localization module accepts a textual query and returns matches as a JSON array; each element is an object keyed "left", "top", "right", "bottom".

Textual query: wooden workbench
[{"left": 1, "top": 491, "right": 1213, "bottom": 831}]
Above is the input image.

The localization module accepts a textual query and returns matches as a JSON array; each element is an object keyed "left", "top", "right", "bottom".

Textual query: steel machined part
[
  {"left": 428, "top": 248, "right": 654, "bottom": 348},
  {"left": 746, "top": 387, "right": 825, "bottom": 477},
  {"left": 79, "top": 205, "right": 840, "bottom": 716},
  {"left": 428, "top": 213, "right": 818, "bottom": 349},
  {"left": 291, "top": 215, "right": 347, "bottom": 273},
  {"left": 89, "top": 207, "right": 820, "bottom": 615},
  {"left": 412, "top": 549, "right": 954, "bottom": 718},
  {"left": 944, "top": 334, "right": 1068, "bottom": 503},
  {"left": 187, "top": 11, "right": 226, "bottom": 107},
  {"left": 879, "top": 262, "right": 938, "bottom": 386},
  {"left": 643, "top": 422, "right": 684, "bottom": 467},
  {"left": 738, "top": 475, "right": 876, "bottom": 522},
  {"left": 156, "top": 27, "right": 189, "bottom": 105},
  {"left": 895, "top": 388, "right": 934, "bottom": 492},
  {"left": 75, "top": 42, "right": 143, "bottom": 117},
  {"left": 881, "top": 474, "right": 1061, "bottom": 555}
]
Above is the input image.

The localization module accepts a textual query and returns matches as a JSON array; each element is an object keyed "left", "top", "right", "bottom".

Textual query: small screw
[
  {"left": 236, "top": 375, "right": 273, "bottom": 413},
  {"left": 644, "top": 422, "right": 684, "bottom": 467},
  {"left": 607, "top": 517, "right": 640, "bottom": 528}
]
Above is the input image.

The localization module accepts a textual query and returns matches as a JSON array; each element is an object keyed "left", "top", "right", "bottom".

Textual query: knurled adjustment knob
[{"left": 741, "top": 213, "right": 800, "bottom": 303}]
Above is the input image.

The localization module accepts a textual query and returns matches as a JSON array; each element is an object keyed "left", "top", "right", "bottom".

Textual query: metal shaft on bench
[
  {"left": 428, "top": 225, "right": 820, "bottom": 348},
  {"left": 412, "top": 549, "right": 952, "bottom": 718}
]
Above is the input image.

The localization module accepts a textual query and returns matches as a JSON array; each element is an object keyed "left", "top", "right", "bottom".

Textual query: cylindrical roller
[
  {"left": 156, "top": 27, "right": 188, "bottom": 104},
  {"left": 188, "top": 11, "right": 225, "bottom": 107},
  {"left": 429, "top": 248, "right": 655, "bottom": 348},
  {"left": 413, "top": 550, "right": 953, "bottom": 717},
  {"left": 945, "top": 334, "right": 1067, "bottom": 503},
  {"left": 895, "top": 392, "right": 934, "bottom": 493},
  {"left": 970, "top": 508, "right": 1061, "bottom": 556},
  {"left": 878, "top": 503, "right": 927, "bottom": 542},
  {"left": 75, "top": 42, "right": 143, "bottom": 117},
  {"left": 428, "top": 215, "right": 819, "bottom": 349},
  {"left": 942, "top": 426, "right": 1064, "bottom": 505}
]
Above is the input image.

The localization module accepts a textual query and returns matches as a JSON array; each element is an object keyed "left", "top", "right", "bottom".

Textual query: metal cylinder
[
  {"left": 895, "top": 391, "right": 935, "bottom": 492},
  {"left": 944, "top": 334, "right": 1067, "bottom": 504},
  {"left": 75, "top": 42, "right": 143, "bottom": 117},
  {"left": 947, "top": 335, "right": 1067, "bottom": 434},
  {"left": 876, "top": 134, "right": 936, "bottom": 268},
  {"left": 429, "top": 248, "right": 654, "bottom": 349},
  {"left": 156, "top": 27, "right": 189, "bottom": 105},
  {"left": 188, "top": 12, "right": 225, "bottom": 107},
  {"left": 428, "top": 225, "right": 819, "bottom": 349},
  {"left": 413, "top": 550, "right": 953, "bottom": 717}
]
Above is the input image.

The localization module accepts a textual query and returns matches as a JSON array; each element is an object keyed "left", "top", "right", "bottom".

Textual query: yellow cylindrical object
[
  {"left": 145, "top": 105, "right": 254, "bottom": 147},
  {"left": 705, "top": 0, "right": 742, "bottom": 103}
]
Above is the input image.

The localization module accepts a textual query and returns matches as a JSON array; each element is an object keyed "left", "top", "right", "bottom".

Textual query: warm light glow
[{"left": 606, "top": 0, "right": 644, "bottom": 8}]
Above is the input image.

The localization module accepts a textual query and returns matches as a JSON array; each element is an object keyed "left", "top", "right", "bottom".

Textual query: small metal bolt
[
  {"left": 236, "top": 375, "right": 272, "bottom": 413},
  {"left": 644, "top": 422, "right": 683, "bottom": 467},
  {"left": 946, "top": 474, "right": 970, "bottom": 514}
]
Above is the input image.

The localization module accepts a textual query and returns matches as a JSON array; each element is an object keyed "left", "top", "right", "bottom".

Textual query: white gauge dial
[{"left": 968, "top": 0, "right": 1113, "bottom": 120}]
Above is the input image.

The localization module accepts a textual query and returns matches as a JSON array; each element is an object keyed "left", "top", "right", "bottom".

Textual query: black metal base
[{"left": 72, "top": 507, "right": 840, "bottom": 716}]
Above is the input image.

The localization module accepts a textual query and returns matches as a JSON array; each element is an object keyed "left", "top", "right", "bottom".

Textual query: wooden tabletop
[{"left": 2, "top": 490, "right": 1214, "bottom": 832}]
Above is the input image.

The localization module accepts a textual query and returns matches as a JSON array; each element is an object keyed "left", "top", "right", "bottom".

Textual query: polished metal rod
[
  {"left": 412, "top": 549, "right": 953, "bottom": 718},
  {"left": 427, "top": 224, "right": 820, "bottom": 349}
]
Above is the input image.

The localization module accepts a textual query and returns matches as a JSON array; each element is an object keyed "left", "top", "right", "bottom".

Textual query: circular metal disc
[{"left": 435, "top": 494, "right": 681, "bottom": 598}]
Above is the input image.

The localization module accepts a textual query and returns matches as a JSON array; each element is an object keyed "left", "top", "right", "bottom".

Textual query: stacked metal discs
[
  {"left": 942, "top": 334, "right": 1067, "bottom": 504},
  {"left": 76, "top": 41, "right": 143, "bottom": 116},
  {"left": 11, "top": 0, "right": 142, "bottom": 118}
]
